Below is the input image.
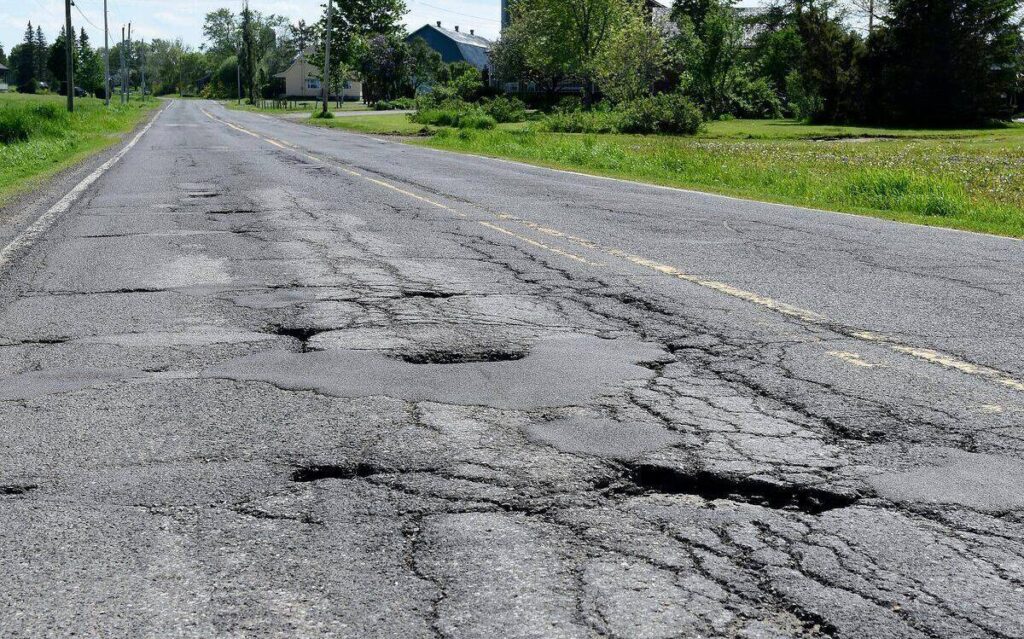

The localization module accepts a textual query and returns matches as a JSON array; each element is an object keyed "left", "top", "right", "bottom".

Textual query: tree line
[
  {"left": 495, "top": 0, "right": 1024, "bottom": 126},
  {"left": 3, "top": 0, "right": 1020, "bottom": 127}
]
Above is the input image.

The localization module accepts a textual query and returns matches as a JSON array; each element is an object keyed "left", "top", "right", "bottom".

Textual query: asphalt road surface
[{"left": 1, "top": 99, "right": 1023, "bottom": 638}]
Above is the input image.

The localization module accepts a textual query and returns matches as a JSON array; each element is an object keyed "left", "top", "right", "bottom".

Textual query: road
[{"left": 1, "top": 99, "right": 1022, "bottom": 638}]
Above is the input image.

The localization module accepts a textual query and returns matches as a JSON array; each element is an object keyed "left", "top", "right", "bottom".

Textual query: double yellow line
[{"left": 200, "top": 106, "right": 1024, "bottom": 396}]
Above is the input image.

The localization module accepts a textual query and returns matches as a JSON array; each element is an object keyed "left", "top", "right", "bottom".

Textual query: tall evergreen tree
[
  {"left": 0, "top": 41, "right": 7, "bottom": 66},
  {"left": 240, "top": 4, "right": 256, "bottom": 103},
  {"left": 866, "top": 0, "right": 1024, "bottom": 124},
  {"left": 13, "top": 22, "right": 36, "bottom": 87},
  {"left": 78, "top": 28, "right": 104, "bottom": 94},
  {"left": 35, "top": 26, "right": 48, "bottom": 83}
]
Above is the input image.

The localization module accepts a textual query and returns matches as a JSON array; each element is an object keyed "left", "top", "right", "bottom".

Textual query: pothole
[
  {"left": 203, "top": 334, "right": 667, "bottom": 410},
  {"left": 623, "top": 462, "right": 860, "bottom": 515},
  {"left": 272, "top": 325, "right": 333, "bottom": 352},
  {"left": 400, "top": 289, "right": 460, "bottom": 299},
  {"left": 398, "top": 347, "right": 527, "bottom": 365},
  {"left": 207, "top": 208, "right": 256, "bottom": 215},
  {"left": 1, "top": 484, "right": 38, "bottom": 496},
  {"left": 291, "top": 463, "right": 384, "bottom": 483},
  {"left": 185, "top": 191, "right": 220, "bottom": 199}
]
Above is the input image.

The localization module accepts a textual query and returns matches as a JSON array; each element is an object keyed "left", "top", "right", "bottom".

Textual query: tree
[
  {"left": 866, "top": 0, "right": 1023, "bottom": 125},
  {"left": 670, "top": 0, "right": 745, "bottom": 116},
  {"left": 47, "top": 27, "right": 77, "bottom": 93},
  {"left": 500, "top": 0, "right": 634, "bottom": 104},
  {"left": 789, "top": 2, "right": 866, "bottom": 122},
  {"left": 240, "top": 5, "right": 256, "bottom": 102},
  {"left": 13, "top": 22, "right": 36, "bottom": 86},
  {"left": 78, "top": 29, "right": 104, "bottom": 94},
  {"left": 491, "top": 4, "right": 570, "bottom": 99},
  {"left": 407, "top": 36, "right": 443, "bottom": 93},
  {"left": 311, "top": 0, "right": 408, "bottom": 88},
  {"left": 358, "top": 34, "right": 409, "bottom": 103},
  {"left": 35, "top": 26, "right": 48, "bottom": 84},
  {"left": 203, "top": 8, "right": 239, "bottom": 60},
  {"left": 0, "top": 41, "right": 7, "bottom": 66},
  {"left": 595, "top": 7, "right": 666, "bottom": 102}
]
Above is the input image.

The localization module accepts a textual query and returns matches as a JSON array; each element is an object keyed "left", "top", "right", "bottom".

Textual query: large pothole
[{"left": 204, "top": 334, "right": 667, "bottom": 410}]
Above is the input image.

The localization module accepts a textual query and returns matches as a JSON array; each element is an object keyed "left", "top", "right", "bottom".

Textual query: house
[
  {"left": 405, "top": 22, "right": 493, "bottom": 73},
  {"left": 0, "top": 63, "right": 9, "bottom": 92},
  {"left": 273, "top": 50, "right": 362, "bottom": 100}
]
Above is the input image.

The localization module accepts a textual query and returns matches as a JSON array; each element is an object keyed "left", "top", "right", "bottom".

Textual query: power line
[
  {"left": 409, "top": 0, "right": 501, "bottom": 24},
  {"left": 73, "top": 3, "right": 103, "bottom": 31}
]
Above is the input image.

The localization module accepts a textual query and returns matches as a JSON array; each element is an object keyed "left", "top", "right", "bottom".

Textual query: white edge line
[{"left": 0, "top": 106, "right": 164, "bottom": 271}]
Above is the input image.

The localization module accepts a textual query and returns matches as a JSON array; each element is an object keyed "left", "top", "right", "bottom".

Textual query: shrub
[
  {"left": 17, "top": 79, "right": 39, "bottom": 95},
  {"left": 375, "top": 97, "right": 416, "bottom": 110},
  {"left": 412, "top": 108, "right": 496, "bottom": 129},
  {"left": 0, "top": 102, "right": 71, "bottom": 144},
  {"left": 616, "top": 94, "right": 704, "bottom": 135},
  {"left": 457, "top": 113, "right": 497, "bottom": 130},
  {"left": 481, "top": 96, "right": 527, "bottom": 123},
  {"left": 312, "top": 110, "right": 335, "bottom": 119},
  {"left": 540, "top": 110, "right": 624, "bottom": 133}
]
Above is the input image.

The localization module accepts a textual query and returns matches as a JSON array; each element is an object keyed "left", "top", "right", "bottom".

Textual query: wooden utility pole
[
  {"left": 126, "top": 23, "right": 132, "bottom": 102},
  {"left": 868, "top": 0, "right": 875, "bottom": 34},
  {"left": 103, "top": 0, "right": 110, "bottom": 105},
  {"left": 120, "top": 26, "right": 126, "bottom": 103},
  {"left": 140, "top": 38, "right": 146, "bottom": 99},
  {"left": 322, "top": 0, "right": 333, "bottom": 115},
  {"left": 64, "top": 0, "right": 74, "bottom": 112}
]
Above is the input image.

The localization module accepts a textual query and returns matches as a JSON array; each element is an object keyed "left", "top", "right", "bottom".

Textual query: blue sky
[{"left": 1, "top": 0, "right": 764, "bottom": 54}]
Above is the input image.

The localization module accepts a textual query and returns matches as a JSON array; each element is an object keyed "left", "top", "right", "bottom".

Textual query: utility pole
[
  {"left": 236, "top": 36, "right": 242, "bottom": 105},
  {"left": 140, "top": 38, "right": 146, "bottom": 99},
  {"left": 126, "top": 23, "right": 132, "bottom": 102},
  {"left": 119, "top": 26, "right": 126, "bottom": 103},
  {"left": 103, "top": 0, "right": 110, "bottom": 105},
  {"left": 868, "top": 0, "right": 875, "bottom": 35},
  {"left": 64, "top": 0, "right": 74, "bottom": 112},
  {"left": 322, "top": 0, "right": 333, "bottom": 115}
]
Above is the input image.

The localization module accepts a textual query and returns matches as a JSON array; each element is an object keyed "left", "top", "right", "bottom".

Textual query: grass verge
[
  {"left": 0, "top": 93, "right": 158, "bottom": 206},
  {"left": 410, "top": 121, "right": 1024, "bottom": 238}
]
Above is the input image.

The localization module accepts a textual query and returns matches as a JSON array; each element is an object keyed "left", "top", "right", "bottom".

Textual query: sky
[{"left": 0, "top": 0, "right": 765, "bottom": 54}]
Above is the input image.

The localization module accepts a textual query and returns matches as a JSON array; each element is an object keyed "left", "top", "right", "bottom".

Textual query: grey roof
[
  {"left": 0, "top": 63, "right": 8, "bottom": 72},
  {"left": 407, "top": 23, "right": 493, "bottom": 71}
]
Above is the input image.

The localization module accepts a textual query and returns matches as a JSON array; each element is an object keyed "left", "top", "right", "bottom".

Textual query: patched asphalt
[{"left": 0, "top": 99, "right": 1022, "bottom": 638}]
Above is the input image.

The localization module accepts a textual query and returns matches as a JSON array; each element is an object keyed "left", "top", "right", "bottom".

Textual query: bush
[
  {"left": 732, "top": 76, "right": 784, "bottom": 119},
  {"left": 412, "top": 108, "right": 496, "bottom": 129},
  {"left": 616, "top": 94, "right": 704, "bottom": 135},
  {"left": 481, "top": 96, "right": 527, "bottom": 123},
  {"left": 457, "top": 113, "right": 497, "bottom": 130},
  {"left": 0, "top": 101, "right": 71, "bottom": 144},
  {"left": 312, "top": 110, "right": 335, "bottom": 119},
  {"left": 540, "top": 109, "right": 623, "bottom": 133},
  {"left": 375, "top": 97, "right": 416, "bottom": 110},
  {"left": 17, "top": 79, "right": 39, "bottom": 95}
]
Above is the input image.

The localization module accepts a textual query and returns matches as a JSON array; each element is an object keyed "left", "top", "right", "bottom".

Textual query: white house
[
  {"left": 0, "top": 63, "right": 9, "bottom": 92},
  {"left": 274, "top": 50, "right": 362, "bottom": 100}
]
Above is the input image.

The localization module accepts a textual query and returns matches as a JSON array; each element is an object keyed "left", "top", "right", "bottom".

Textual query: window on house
[{"left": 305, "top": 78, "right": 321, "bottom": 90}]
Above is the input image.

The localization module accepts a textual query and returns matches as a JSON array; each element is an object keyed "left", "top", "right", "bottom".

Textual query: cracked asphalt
[{"left": 1, "top": 99, "right": 1023, "bottom": 638}]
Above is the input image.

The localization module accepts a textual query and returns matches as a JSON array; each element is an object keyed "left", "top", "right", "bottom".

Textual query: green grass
[
  {"left": 0, "top": 93, "right": 158, "bottom": 206},
  {"left": 307, "top": 112, "right": 436, "bottom": 135},
  {"left": 406, "top": 120, "right": 1024, "bottom": 238},
  {"left": 224, "top": 99, "right": 373, "bottom": 115}
]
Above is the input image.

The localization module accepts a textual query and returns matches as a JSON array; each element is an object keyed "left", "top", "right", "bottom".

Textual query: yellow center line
[{"left": 200, "top": 106, "right": 1024, "bottom": 394}]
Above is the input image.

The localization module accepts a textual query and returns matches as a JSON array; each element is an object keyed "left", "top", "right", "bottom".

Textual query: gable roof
[
  {"left": 0, "top": 63, "right": 8, "bottom": 72},
  {"left": 407, "top": 23, "right": 493, "bottom": 70}
]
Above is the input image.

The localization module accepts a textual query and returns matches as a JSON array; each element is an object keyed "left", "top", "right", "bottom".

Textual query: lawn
[
  {"left": 412, "top": 119, "right": 1024, "bottom": 238},
  {"left": 224, "top": 99, "right": 377, "bottom": 115},
  {"left": 277, "top": 109, "right": 1024, "bottom": 238},
  {"left": 0, "top": 93, "right": 158, "bottom": 206},
  {"left": 307, "top": 112, "right": 434, "bottom": 135}
]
